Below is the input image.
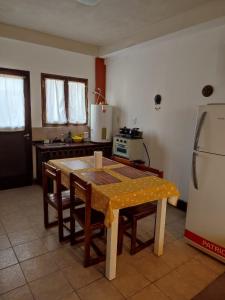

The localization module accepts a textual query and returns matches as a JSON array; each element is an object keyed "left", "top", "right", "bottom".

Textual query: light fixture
[
  {"left": 77, "top": 0, "right": 101, "bottom": 6},
  {"left": 154, "top": 94, "right": 162, "bottom": 110}
]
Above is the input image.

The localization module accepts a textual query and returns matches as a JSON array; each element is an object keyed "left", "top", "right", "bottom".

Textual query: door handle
[
  {"left": 24, "top": 133, "right": 30, "bottom": 138},
  {"left": 194, "top": 111, "right": 207, "bottom": 151},
  {"left": 192, "top": 151, "right": 198, "bottom": 190}
]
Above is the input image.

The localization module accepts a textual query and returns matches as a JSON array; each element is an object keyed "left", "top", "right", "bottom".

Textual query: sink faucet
[{"left": 52, "top": 137, "right": 62, "bottom": 143}]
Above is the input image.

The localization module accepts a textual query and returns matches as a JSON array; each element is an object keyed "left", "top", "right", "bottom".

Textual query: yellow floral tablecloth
[{"left": 49, "top": 156, "right": 180, "bottom": 227}]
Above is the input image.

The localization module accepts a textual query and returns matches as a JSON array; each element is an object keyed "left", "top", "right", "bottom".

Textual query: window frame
[
  {"left": 0, "top": 67, "right": 31, "bottom": 132},
  {"left": 41, "top": 73, "right": 88, "bottom": 127}
]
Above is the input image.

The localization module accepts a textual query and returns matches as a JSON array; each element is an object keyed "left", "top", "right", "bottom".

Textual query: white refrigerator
[{"left": 185, "top": 104, "right": 225, "bottom": 263}]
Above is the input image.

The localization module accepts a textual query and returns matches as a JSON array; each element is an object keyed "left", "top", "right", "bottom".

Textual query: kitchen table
[{"left": 49, "top": 156, "right": 179, "bottom": 280}]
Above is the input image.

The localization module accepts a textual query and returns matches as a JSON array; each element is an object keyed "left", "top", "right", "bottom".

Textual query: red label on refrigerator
[{"left": 184, "top": 229, "right": 225, "bottom": 258}]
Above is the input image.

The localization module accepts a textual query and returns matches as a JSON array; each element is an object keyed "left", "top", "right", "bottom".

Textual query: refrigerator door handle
[
  {"left": 192, "top": 151, "right": 198, "bottom": 190},
  {"left": 194, "top": 111, "right": 207, "bottom": 151}
]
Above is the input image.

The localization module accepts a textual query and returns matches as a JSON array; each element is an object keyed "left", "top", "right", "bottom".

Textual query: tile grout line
[
  {"left": 76, "top": 276, "right": 127, "bottom": 299},
  {"left": 72, "top": 213, "right": 188, "bottom": 299},
  {"left": 0, "top": 220, "right": 20, "bottom": 271},
  {"left": 13, "top": 235, "right": 82, "bottom": 299},
  {"left": 123, "top": 281, "right": 152, "bottom": 299},
  {"left": 0, "top": 219, "right": 36, "bottom": 299},
  {"left": 0, "top": 188, "right": 220, "bottom": 300},
  {"left": 10, "top": 231, "right": 36, "bottom": 299},
  {"left": 151, "top": 250, "right": 220, "bottom": 300},
  {"left": 0, "top": 204, "right": 58, "bottom": 299}
]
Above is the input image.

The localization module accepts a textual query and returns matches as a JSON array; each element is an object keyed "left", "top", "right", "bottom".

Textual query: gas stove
[
  {"left": 113, "top": 127, "right": 144, "bottom": 160},
  {"left": 116, "top": 127, "right": 143, "bottom": 139}
]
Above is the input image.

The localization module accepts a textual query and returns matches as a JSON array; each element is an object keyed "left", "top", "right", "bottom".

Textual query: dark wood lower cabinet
[{"left": 36, "top": 142, "right": 112, "bottom": 184}]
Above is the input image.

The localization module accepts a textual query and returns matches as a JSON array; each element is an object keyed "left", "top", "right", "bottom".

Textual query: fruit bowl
[{"left": 72, "top": 135, "right": 83, "bottom": 143}]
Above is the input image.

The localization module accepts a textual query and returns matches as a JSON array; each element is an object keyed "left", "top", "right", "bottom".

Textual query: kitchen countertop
[{"left": 35, "top": 141, "right": 112, "bottom": 150}]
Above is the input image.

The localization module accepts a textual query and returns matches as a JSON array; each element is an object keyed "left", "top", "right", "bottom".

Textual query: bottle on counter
[{"left": 64, "top": 131, "right": 73, "bottom": 143}]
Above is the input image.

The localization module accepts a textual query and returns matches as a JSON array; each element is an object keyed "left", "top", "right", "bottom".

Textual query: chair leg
[
  {"left": 84, "top": 229, "right": 91, "bottom": 267},
  {"left": 58, "top": 208, "right": 64, "bottom": 242},
  {"left": 70, "top": 215, "right": 75, "bottom": 245},
  {"left": 43, "top": 199, "right": 49, "bottom": 228},
  {"left": 130, "top": 218, "right": 137, "bottom": 255}
]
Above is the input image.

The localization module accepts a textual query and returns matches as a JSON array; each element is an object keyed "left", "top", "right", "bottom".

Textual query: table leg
[
  {"left": 105, "top": 209, "right": 119, "bottom": 280},
  {"left": 154, "top": 198, "right": 167, "bottom": 256}
]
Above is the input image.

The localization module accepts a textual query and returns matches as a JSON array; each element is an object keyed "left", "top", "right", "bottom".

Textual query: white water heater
[{"left": 90, "top": 104, "right": 112, "bottom": 143}]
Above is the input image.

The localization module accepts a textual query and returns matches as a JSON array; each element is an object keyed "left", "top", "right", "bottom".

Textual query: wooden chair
[
  {"left": 70, "top": 173, "right": 106, "bottom": 267},
  {"left": 112, "top": 156, "right": 163, "bottom": 255},
  {"left": 42, "top": 162, "right": 83, "bottom": 242}
]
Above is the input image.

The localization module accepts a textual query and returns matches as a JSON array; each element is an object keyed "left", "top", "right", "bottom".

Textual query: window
[
  {"left": 41, "top": 73, "right": 88, "bottom": 126},
  {"left": 0, "top": 73, "right": 26, "bottom": 131}
]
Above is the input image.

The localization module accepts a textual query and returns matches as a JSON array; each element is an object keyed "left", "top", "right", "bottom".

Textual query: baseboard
[{"left": 176, "top": 199, "right": 187, "bottom": 212}]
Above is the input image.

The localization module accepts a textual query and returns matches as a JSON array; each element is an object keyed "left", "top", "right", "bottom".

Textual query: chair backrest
[
  {"left": 133, "top": 164, "right": 163, "bottom": 179},
  {"left": 111, "top": 156, "right": 163, "bottom": 178},
  {"left": 42, "top": 162, "right": 62, "bottom": 202},
  {"left": 111, "top": 155, "right": 134, "bottom": 167},
  {"left": 70, "top": 173, "right": 92, "bottom": 228}
]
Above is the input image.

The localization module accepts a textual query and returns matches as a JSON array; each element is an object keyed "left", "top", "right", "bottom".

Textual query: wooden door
[{"left": 0, "top": 68, "right": 32, "bottom": 189}]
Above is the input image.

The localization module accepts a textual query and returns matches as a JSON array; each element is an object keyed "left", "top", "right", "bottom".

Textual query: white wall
[
  {"left": 0, "top": 37, "right": 95, "bottom": 127},
  {"left": 106, "top": 22, "right": 225, "bottom": 202}
]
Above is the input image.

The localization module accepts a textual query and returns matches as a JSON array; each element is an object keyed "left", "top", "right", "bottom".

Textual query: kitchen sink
[{"left": 44, "top": 142, "right": 68, "bottom": 147}]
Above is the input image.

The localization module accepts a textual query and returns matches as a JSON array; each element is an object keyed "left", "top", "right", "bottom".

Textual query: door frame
[{"left": 0, "top": 67, "right": 33, "bottom": 189}]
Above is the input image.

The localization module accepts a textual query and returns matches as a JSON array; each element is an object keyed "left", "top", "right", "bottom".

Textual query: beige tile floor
[{"left": 0, "top": 185, "right": 224, "bottom": 300}]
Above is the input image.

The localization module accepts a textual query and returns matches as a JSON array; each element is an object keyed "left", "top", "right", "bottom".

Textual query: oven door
[{"left": 115, "top": 143, "right": 128, "bottom": 158}]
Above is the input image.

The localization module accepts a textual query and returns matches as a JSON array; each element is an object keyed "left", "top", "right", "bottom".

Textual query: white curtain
[
  {"left": 0, "top": 75, "right": 25, "bottom": 131},
  {"left": 46, "top": 79, "right": 67, "bottom": 124},
  {"left": 68, "top": 81, "right": 86, "bottom": 124}
]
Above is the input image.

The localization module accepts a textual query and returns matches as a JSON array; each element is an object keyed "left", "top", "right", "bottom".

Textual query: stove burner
[{"left": 118, "top": 127, "right": 143, "bottom": 139}]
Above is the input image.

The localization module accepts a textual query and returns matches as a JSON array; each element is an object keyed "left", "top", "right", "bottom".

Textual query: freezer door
[
  {"left": 195, "top": 105, "right": 225, "bottom": 155},
  {"left": 186, "top": 151, "right": 225, "bottom": 250}
]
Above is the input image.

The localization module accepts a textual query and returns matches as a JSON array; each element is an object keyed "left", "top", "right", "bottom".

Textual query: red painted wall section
[{"left": 95, "top": 57, "right": 106, "bottom": 104}]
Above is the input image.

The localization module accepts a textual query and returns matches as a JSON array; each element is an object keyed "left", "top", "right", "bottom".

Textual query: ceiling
[{"left": 0, "top": 0, "right": 223, "bottom": 55}]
